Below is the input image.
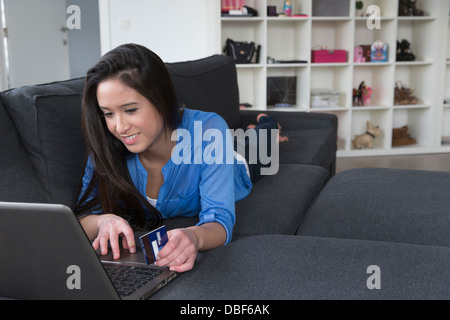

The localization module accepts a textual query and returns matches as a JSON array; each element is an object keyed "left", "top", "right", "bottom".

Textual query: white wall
[
  {"left": 0, "top": 1, "right": 7, "bottom": 90},
  {"left": 2, "top": 0, "right": 70, "bottom": 88},
  {"left": 99, "top": 0, "right": 220, "bottom": 62}
]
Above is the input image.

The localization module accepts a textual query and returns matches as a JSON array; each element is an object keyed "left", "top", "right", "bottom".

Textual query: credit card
[{"left": 139, "top": 225, "right": 168, "bottom": 265}]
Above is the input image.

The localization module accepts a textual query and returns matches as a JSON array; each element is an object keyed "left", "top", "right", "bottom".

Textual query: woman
[{"left": 75, "top": 43, "right": 280, "bottom": 272}]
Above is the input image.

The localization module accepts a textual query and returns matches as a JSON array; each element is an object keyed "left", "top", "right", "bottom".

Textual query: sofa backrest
[
  {"left": 1, "top": 78, "right": 86, "bottom": 207},
  {"left": 0, "top": 96, "right": 50, "bottom": 203},
  {"left": 166, "top": 54, "right": 241, "bottom": 130}
]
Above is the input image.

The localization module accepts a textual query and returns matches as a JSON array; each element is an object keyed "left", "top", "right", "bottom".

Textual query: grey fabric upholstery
[
  {"left": 151, "top": 234, "right": 450, "bottom": 300},
  {"left": 297, "top": 168, "right": 450, "bottom": 247},
  {"left": 166, "top": 55, "right": 241, "bottom": 130},
  {"left": 234, "top": 164, "right": 328, "bottom": 237},
  {"left": 1, "top": 78, "right": 86, "bottom": 207},
  {"left": 0, "top": 98, "right": 49, "bottom": 203},
  {"left": 163, "top": 164, "right": 329, "bottom": 239}
]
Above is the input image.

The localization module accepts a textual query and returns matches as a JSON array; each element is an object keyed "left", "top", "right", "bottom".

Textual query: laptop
[{"left": 0, "top": 201, "right": 177, "bottom": 300}]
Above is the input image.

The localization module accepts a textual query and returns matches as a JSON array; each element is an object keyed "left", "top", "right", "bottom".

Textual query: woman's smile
[{"left": 122, "top": 133, "right": 140, "bottom": 145}]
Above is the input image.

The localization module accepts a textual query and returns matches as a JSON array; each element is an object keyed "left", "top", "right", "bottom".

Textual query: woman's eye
[
  {"left": 126, "top": 108, "right": 137, "bottom": 114},
  {"left": 103, "top": 112, "right": 113, "bottom": 118}
]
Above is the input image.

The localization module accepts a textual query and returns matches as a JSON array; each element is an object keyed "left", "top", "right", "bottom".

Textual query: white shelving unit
[{"left": 219, "top": 0, "right": 450, "bottom": 157}]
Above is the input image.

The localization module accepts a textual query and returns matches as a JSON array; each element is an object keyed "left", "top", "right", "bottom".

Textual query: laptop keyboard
[{"left": 103, "top": 263, "right": 163, "bottom": 297}]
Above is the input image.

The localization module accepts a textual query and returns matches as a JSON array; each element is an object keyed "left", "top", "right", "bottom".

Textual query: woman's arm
[{"left": 188, "top": 222, "right": 227, "bottom": 251}]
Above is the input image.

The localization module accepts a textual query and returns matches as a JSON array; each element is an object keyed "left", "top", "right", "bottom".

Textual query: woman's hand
[
  {"left": 154, "top": 228, "right": 199, "bottom": 273},
  {"left": 89, "top": 214, "right": 136, "bottom": 260},
  {"left": 154, "top": 222, "right": 227, "bottom": 272}
]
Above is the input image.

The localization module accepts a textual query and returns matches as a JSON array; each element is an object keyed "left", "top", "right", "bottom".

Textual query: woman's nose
[{"left": 115, "top": 114, "right": 131, "bottom": 134}]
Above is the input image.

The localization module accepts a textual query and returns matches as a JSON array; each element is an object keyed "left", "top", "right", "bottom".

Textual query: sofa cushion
[
  {"left": 0, "top": 98, "right": 49, "bottom": 203},
  {"left": 233, "top": 164, "right": 329, "bottom": 237},
  {"left": 151, "top": 234, "right": 450, "bottom": 299},
  {"left": 279, "top": 128, "right": 336, "bottom": 168},
  {"left": 1, "top": 78, "right": 86, "bottom": 207},
  {"left": 166, "top": 55, "right": 241, "bottom": 130},
  {"left": 162, "top": 164, "right": 328, "bottom": 238},
  {"left": 297, "top": 168, "right": 450, "bottom": 247}
]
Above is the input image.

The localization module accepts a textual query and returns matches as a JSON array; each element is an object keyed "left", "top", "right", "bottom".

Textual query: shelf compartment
[
  {"left": 351, "top": 108, "right": 391, "bottom": 150},
  {"left": 311, "top": 64, "right": 352, "bottom": 108},
  {"left": 395, "top": 64, "right": 435, "bottom": 106},
  {"left": 353, "top": 0, "right": 398, "bottom": 18},
  {"left": 221, "top": 18, "right": 265, "bottom": 61},
  {"left": 393, "top": 107, "right": 432, "bottom": 148},
  {"left": 236, "top": 0, "right": 268, "bottom": 16},
  {"left": 354, "top": 18, "right": 396, "bottom": 63},
  {"left": 311, "top": 19, "right": 353, "bottom": 58},
  {"left": 397, "top": 18, "right": 438, "bottom": 63},
  {"left": 266, "top": 66, "right": 309, "bottom": 109},
  {"left": 267, "top": 0, "right": 311, "bottom": 17},
  {"left": 267, "top": 18, "right": 310, "bottom": 62},
  {"left": 236, "top": 66, "right": 266, "bottom": 110},
  {"left": 353, "top": 63, "right": 395, "bottom": 107}
]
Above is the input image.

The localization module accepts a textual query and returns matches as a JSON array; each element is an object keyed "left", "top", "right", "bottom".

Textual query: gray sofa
[{"left": 1, "top": 54, "right": 449, "bottom": 300}]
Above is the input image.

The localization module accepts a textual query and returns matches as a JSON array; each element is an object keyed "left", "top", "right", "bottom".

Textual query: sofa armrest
[{"left": 239, "top": 110, "right": 337, "bottom": 132}]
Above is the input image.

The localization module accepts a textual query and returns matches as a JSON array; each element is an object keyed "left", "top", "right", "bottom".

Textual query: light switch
[{"left": 120, "top": 19, "right": 131, "bottom": 30}]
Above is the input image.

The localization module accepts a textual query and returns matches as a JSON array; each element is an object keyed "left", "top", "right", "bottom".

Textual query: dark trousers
[{"left": 235, "top": 115, "right": 278, "bottom": 183}]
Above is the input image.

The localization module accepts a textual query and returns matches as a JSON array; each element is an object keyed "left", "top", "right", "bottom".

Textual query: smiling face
[{"left": 96, "top": 78, "right": 169, "bottom": 155}]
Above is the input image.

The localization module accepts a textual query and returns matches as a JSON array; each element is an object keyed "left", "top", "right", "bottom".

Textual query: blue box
[{"left": 371, "top": 40, "right": 388, "bottom": 62}]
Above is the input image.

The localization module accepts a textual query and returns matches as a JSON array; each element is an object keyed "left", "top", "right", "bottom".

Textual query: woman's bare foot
[
  {"left": 247, "top": 113, "right": 289, "bottom": 142},
  {"left": 256, "top": 113, "right": 268, "bottom": 123}
]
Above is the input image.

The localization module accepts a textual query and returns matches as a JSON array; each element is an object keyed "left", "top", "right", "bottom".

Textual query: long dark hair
[{"left": 74, "top": 43, "right": 180, "bottom": 229}]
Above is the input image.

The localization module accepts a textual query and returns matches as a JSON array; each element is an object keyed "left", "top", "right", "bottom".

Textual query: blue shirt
[{"left": 80, "top": 108, "right": 252, "bottom": 244}]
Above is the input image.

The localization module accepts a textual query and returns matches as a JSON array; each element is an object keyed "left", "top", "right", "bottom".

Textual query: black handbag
[{"left": 224, "top": 38, "right": 259, "bottom": 64}]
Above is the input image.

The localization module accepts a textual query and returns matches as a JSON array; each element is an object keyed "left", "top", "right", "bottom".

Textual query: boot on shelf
[
  {"left": 398, "top": 0, "right": 424, "bottom": 16},
  {"left": 396, "top": 39, "right": 416, "bottom": 62},
  {"left": 409, "top": 0, "right": 424, "bottom": 16},
  {"left": 398, "top": 0, "right": 411, "bottom": 16},
  {"left": 394, "top": 82, "right": 418, "bottom": 105}
]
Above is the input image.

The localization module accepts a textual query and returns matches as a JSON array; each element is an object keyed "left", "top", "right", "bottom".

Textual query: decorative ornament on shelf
[
  {"left": 355, "top": 1, "right": 364, "bottom": 17},
  {"left": 353, "top": 81, "right": 373, "bottom": 107},
  {"left": 353, "top": 121, "right": 382, "bottom": 149},
  {"left": 354, "top": 46, "right": 366, "bottom": 63},
  {"left": 371, "top": 40, "right": 388, "bottom": 63},
  {"left": 283, "top": 0, "right": 293, "bottom": 17}
]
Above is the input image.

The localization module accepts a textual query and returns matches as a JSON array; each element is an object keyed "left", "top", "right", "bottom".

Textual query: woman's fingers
[
  {"left": 155, "top": 229, "right": 198, "bottom": 272},
  {"left": 93, "top": 214, "right": 136, "bottom": 259}
]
